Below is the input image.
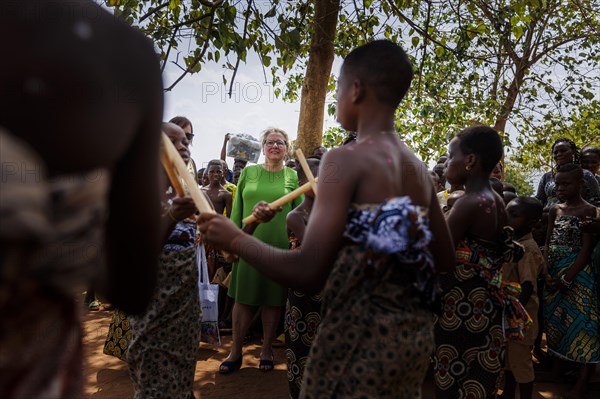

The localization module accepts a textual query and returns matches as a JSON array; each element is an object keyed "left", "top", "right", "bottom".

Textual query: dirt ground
[{"left": 83, "top": 306, "right": 599, "bottom": 398}]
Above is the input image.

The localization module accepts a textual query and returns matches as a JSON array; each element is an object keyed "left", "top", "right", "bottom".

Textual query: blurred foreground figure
[{"left": 0, "top": 1, "right": 164, "bottom": 397}]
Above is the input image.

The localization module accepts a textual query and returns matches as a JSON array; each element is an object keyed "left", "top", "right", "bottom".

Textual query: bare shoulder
[{"left": 319, "top": 146, "right": 360, "bottom": 184}]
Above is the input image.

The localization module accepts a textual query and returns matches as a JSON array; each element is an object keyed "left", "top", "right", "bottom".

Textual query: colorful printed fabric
[
  {"left": 544, "top": 215, "right": 600, "bottom": 363},
  {"left": 434, "top": 229, "right": 525, "bottom": 399},
  {"left": 127, "top": 221, "right": 201, "bottom": 399},
  {"left": 300, "top": 197, "right": 436, "bottom": 398},
  {"left": 103, "top": 309, "right": 131, "bottom": 361},
  {"left": 285, "top": 233, "right": 322, "bottom": 399}
]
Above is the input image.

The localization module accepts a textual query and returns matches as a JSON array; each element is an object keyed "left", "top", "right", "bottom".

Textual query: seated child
[{"left": 500, "top": 197, "right": 544, "bottom": 399}]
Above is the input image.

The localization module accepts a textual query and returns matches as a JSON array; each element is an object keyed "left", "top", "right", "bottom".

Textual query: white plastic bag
[
  {"left": 226, "top": 133, "right": 261, "bottom": 163},
  {"left": 198, "top": 244, "right": 221, "bottom": 345}
]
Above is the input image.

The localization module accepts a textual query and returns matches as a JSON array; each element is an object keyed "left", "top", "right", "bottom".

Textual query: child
[
  {"left": 500, "top": 197, "right": 544, "bottom": 399},
  {"left": 199, "top": 40, "right": 455, "bottom": 398},
  {"left": 543, "top": 163, "right": 599, "bottom": 398},
  {"left": 433, "top": 126, "right": 529, "bottom": 398},
  {"left": 444, "top": 189, "right": 465, "bottom": 213},
  {"left": 285, "top": 157, "right": 321, "bottom": 399},
  {"left": 202, "top": 159, "right": 233, "bottom": 217},
  {"left": 201, "top": 160, "right": 232, "bottom": 282}
]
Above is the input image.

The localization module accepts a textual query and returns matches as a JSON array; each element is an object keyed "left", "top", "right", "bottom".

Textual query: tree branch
[
  {"left": 165, "top": 11, "right": 216, "bottom": 91},
  {"left": 228, "top": 0, "right": 254, "bottom": 98},
  {"left": 161, "top": 26, "right": 179, "bottom": 74},
  {"left": 140, "top": 2, "right": 169, "bottom": 23}
]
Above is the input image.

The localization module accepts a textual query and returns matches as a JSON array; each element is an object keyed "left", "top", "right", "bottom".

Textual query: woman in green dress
[{"left": 220, "top": 128, "right": 302, "bottom": 373}]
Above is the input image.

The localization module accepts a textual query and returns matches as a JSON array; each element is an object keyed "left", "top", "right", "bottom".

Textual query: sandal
[
  {"left": 219, "top": 355, "right": 243, "bottom": 374},
  {"left": 259, "top": 354, "right": 274, "bottom": 372}
]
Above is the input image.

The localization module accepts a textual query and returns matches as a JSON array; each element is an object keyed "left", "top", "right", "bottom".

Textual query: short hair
[
  {"left": 169, "top": 116, "right": 193, "bottom": 132},
  {"left": 556, "top": 162, "right": 584, "bottom": 179},
  {"left": 456, "top": 126, "right": 503, "bottom": 174},
  {"left": 502, "top": 182, "right": 516, "bottom": 193},
  {"left": 489, "top": 177, "right": 504, "bottom": 195},
  {"left": 197, "top": 167, "right": 206, "bottom": 179},
  {"left": 260, "top": 127, "right": 289, "bottom": 147},
  {"left": 342, "top": 40, "right": 413, "bottom": 108},
  {"left": 508, "top": 196, "right": 543, "bottom": 222},
  {"left": 295, "top": 157, "right": 320, "bottom": 181},
  {"left": 207, "top": 159, "right": 223, "bottom": 170},
  {"left": 582, "top": 146, "right": 600, "bottom": 157}
]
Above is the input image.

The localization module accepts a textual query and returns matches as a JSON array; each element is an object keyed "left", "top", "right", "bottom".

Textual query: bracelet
[{"left": 560, "top": 275, "right": 573, "bottom": 288}]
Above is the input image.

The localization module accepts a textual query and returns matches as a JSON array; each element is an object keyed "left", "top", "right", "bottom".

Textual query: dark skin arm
[
  {"left": 223, "top": 190, "right": 233, "bottom": 218},
  {"left": 427, "top": 188, "right": 455, "bottom": 273},
  {"left": 160, "top": 196, "right": 197, "bottom": 241},
  {"left": 445, "top": 194, "right": 475, "bottom": 248},
  {"left": 286, "top": 210, "right": 307, "bottom": 241},
  {"left": 220, "top": 133, "right": 230, "bottom": 161},
  {"left": 241, "top": 201, "right": 281, "bottom": 236},
  {"left": 103, "top": 103, "right": 163, "bottom": 314},
  {"left": 544, "top": 206, "right": 558, "bottom": 289}
]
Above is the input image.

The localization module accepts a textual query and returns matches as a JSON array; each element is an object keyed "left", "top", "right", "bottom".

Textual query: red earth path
[{"left": 83, "top": 307, "right": 597, "bottom": 398}]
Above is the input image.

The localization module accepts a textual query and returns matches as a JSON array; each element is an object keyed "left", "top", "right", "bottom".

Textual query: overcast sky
[{"left": 162, "top": 52, "right": 343, "bottom": 171}]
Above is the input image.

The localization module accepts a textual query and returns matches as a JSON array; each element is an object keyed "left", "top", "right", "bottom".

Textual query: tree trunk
[{"left": 294, "top": 0, "right": 341, "bottom": 157}]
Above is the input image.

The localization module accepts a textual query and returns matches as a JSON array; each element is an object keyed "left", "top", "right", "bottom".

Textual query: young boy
[
  {"left": 201, "top": 160, "right": 232, "bottom": 281},
  {"left": 202, "top": 159, "right": 233, "bottom": 217},
  {"left": 500, "top": 196, "right": 545, "bottom": 399}
]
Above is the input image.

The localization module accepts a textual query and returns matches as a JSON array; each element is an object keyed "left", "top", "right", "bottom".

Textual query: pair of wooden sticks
[{"left": 160, "top": 133, "right": 318, "bottom": 225}]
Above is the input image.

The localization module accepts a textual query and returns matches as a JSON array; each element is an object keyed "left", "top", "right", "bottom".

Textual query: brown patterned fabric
[
  {"left": 127, "top": 242, "right": 201, "bottom": 399},
  {"left": 301, "top": 244, "right": 434, "bottom": 399}
]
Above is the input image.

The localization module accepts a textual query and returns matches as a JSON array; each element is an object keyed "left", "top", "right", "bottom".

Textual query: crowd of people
[{"left": 2, "top": 2, "right": 599, "bottom": 399}]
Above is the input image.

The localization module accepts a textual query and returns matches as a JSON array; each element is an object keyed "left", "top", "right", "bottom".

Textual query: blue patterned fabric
[
  {"left": 163, "top": 220, "right": 196, "bottom": 253},
  {"left": 544, "top": 215, "right": 600, "bottom": 363},
  {"left": 343, "top": 196, "right": 437, "bottom": 307}
]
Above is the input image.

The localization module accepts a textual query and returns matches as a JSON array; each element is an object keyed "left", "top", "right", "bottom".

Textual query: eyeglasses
[
  {"left": 186, "top": 133, "right": 195, "bottom": 141},
  {"left": 265, "top": 140, "right": 286, "bottom": 147}
]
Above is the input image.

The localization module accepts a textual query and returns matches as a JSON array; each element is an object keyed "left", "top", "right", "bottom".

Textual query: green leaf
[
  {"left": 411, "top": 36, "right": 419, "bottom": 47},
  {"left": 265, "top": 6, "right": 276, "bottom": 18}
]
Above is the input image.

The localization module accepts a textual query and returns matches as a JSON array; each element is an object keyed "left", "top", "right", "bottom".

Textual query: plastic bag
[
  {"left": 198, "top": 244, "right": 221, "bottom": 345},
  {"left": 226, "top": 133, "right": 261, "bottom": 163}
]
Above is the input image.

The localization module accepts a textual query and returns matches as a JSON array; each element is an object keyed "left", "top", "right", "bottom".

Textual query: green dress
[{"left": 228, "top": 164, "right": 302, "bottom": 306}]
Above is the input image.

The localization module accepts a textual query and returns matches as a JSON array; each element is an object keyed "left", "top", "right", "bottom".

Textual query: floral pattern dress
[{"left": 300, "top": 197, "right": 438, "bottom": 399}]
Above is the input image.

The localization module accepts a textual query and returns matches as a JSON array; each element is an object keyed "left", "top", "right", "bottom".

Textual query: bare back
[{"left": 325, "top": 134, "right": 433, "bottom": 207}]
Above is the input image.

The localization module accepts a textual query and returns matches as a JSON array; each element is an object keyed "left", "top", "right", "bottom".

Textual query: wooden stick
[
  {"left": 161, "top": 133, "right": 215, "bottom": 214},
  {"left": 242, "top": 177, "right": 318, "bottom": 225},
  {"left": 295, "top": 148, "right": 318, "bottom": 196},
  {"left": 160, "top": 150, "right": 185, "bottom": 196}
]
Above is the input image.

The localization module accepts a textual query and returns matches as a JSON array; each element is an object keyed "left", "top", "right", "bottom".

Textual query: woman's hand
[
  {"left": 167, "top": 196, "right": 196, "bottom": 221},
  {"left": 252, "top": 201, "right": 282, "bottom": 224},
  {"left": 198, "top": 213, "right": 243, "bottom": 252}
]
